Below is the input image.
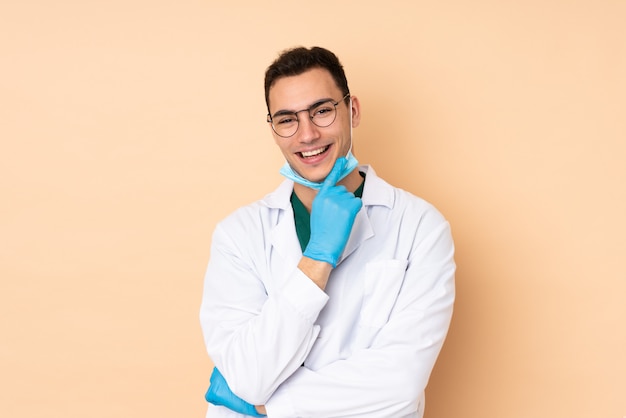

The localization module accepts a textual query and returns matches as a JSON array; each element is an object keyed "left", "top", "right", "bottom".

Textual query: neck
[{"left": 294, "top": 168, "right": 363, "bottom": 212}]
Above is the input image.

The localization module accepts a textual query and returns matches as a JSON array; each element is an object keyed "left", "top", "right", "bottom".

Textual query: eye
[
  {"left": 276, "top": 114, "right": 297, "bottom": 125},
  {"left": 312, "top": 104, "right": 334, "bottom": 117}
]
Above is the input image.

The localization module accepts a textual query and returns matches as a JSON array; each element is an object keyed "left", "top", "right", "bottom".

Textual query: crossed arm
[
  {"left": 201, "top": 160, "right": 455, "bottom": 416},
  {"left": 201, "top": 221, "right": 455, "bottom": 417}
]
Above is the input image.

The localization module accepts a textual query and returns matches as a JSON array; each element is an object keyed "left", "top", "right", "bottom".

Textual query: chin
[{"left": 295, "top": 158, "right": 335, "bottom": 183}]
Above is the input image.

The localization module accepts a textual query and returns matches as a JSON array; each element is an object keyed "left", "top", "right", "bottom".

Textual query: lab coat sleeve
[
  {"left": 264, "top": 220, "right": 455, "bottom": 418},
  {"left": 200, "top": 217, "right": 329, "bottom": 405}
]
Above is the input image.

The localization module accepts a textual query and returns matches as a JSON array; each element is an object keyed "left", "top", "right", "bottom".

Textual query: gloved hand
[
  {"left": 303, "top": 157, "right": 363, "bottom": 268},
  {"left": 205, "top": 367, "right": 265, "bottom": 417}
]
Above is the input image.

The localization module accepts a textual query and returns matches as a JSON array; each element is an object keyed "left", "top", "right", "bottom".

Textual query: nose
[{"left": 296, "top": 113, "right": 321, "bottom": 143}]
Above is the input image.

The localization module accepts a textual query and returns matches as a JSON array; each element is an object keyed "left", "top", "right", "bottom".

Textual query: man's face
[{"left": 267, "top": 67, "right": 359, "bottom": 184}]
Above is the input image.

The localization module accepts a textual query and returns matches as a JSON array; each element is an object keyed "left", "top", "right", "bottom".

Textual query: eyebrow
[{"left": 271, "top": 97, "right": 335, "bottom": 118}]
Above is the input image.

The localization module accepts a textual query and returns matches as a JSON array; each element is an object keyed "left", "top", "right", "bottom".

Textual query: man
[{"left": 200, "top": 46, "right": 455, "bottom": 417}]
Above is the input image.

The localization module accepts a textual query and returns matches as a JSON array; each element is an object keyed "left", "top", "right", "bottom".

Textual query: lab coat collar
[
  {"left": 358, "top": 165, "right": 395, "bottom": 209},
  {"left": 262, "top": 178, "right": 294, "bottom": 210},
  {"left": 262, "top": 165, "right": 395, "bottom": 266}
]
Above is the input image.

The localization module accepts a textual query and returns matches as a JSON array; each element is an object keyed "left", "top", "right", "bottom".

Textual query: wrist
[
  {"left": 302, "top": 245, "right": 339, "bottom": 268},
  {"left": 298, "top": 256, "right": 333, "bottom": 290}
]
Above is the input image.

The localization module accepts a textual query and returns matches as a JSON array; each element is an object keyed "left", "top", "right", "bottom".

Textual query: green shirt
[{"left": 290, "top": 173, "right": 366, "bottom": 252}]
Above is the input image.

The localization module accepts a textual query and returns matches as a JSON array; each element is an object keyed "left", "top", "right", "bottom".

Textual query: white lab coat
[{"left": 200, "top": 166, "right": 455, "bottom": 418}]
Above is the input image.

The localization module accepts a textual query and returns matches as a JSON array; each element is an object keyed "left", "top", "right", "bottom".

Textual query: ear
[{"left": 349, "top": 95, "right": 361, "bottom": 128}]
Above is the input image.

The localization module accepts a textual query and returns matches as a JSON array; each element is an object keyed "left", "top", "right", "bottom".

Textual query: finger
[{"left": 322, "top": 157, "right": 347, "bottom": 189}]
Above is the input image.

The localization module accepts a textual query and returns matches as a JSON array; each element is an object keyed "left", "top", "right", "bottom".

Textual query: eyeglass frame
[{"left": 266, "top": 93, "right": 351, "bottom": 138}]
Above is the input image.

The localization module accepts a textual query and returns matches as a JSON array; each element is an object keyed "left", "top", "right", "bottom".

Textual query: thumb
[{"left": 321, "top": 157, "right": 347, "bottom": 190}]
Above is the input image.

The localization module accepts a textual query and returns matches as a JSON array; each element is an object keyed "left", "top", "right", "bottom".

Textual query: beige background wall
[{"left": 1, "top": 1, "right": 624, "bottom": 417}]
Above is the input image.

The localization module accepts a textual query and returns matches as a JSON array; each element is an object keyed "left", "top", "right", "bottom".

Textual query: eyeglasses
[{"left": 267, "top": 93, "right": 350, "bottom": 138}]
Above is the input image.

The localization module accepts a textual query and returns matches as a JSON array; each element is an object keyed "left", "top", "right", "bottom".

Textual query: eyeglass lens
[{"left": 270, "top": 100, "right": 339, "bottom": 138}]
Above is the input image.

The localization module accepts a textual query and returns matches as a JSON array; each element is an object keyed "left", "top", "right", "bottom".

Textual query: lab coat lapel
[
  {"left": 269, "top": 210, "right": 302, "bottom": 265},
  {"left": 264, "top": 179, "right": 303, "bottom": 266},
  {"left": 338, "top": 207, "right": 374, "bottom": 265},
  {"left": 338, "top": 165, "right": 393, "bottom": 265}
]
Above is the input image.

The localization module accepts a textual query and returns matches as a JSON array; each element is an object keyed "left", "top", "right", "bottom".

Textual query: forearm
[
  {"left": 215, "top": 257, "right": 329, "bottom": 415},
  {"left": 265, "top": 345, "right": 435, "bottom": 417},
  {"left": 201, "top": 256, "right": 329, "bottom": 404},
  {"left": 266, "top": 304, "right": 453, "bottom": 417},
  {"left": 266, "top": 225, "right": 456, "bottom": 417}
]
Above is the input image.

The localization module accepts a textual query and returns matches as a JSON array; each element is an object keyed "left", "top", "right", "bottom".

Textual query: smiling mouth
[{"left": 298, "top": 145, "right": 330, "bottom": 159}]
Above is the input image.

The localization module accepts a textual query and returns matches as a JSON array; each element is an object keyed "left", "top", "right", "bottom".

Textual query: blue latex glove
[
  {"left": 205, "top": 367, "right": 265, "bottom": 417},
  {"left": 303, "top": 157, "right": 363, "bottom": 267}
]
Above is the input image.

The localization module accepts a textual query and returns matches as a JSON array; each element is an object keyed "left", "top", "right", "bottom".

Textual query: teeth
[{"left": 301, "top": 146, "right": 327, "bottom": 157}]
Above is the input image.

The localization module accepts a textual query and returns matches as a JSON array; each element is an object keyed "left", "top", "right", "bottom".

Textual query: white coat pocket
[{"left": 356, "top": 259, "right": 408, "bottom": 346}]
